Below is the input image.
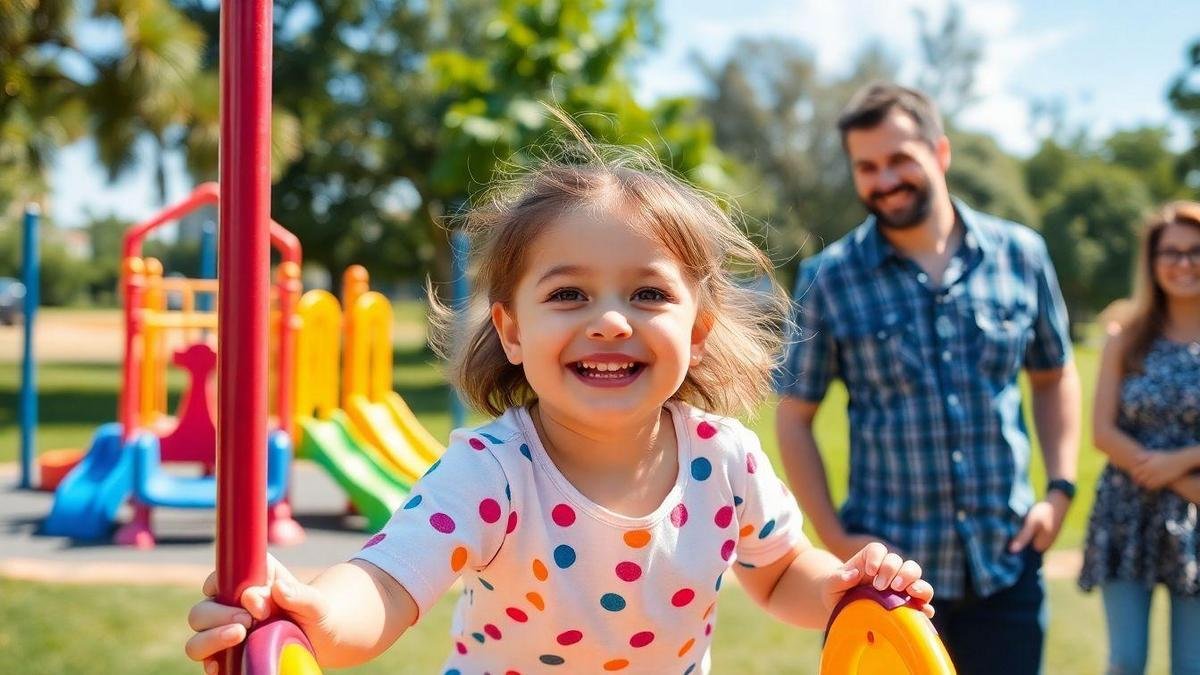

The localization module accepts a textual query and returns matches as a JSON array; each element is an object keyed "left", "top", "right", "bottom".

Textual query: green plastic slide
[{"left": 298, "top": 411, "right": 410, "bottom": 532}]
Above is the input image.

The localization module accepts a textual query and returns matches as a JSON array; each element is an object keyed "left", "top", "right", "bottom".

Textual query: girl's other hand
[
  {"left": 824, "top": 542, "right": 935, "bottom": 619},
  {"left": 184, "top": 554, "right": 331, "bottom": 673}
]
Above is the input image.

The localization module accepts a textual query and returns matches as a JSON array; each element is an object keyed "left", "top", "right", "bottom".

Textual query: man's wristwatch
[{"left": 1046, "top": 478, "right": 1076, "bottom": 500}]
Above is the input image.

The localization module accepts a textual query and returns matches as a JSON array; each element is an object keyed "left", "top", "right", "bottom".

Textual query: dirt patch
[
  {"left": 0, "top": 310, "right": 124, "bottom": 364},
  {"left": 0, "top": 308, "right": 428, "bottom": 364}
]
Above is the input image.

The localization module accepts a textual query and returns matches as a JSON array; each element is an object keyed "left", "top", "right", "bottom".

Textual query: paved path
[
  {"left": 0, "top": 462, "right": 1084, "bottom": 588},
  {"left": 1, "top": 462, "right": 372, "bottom": 586}
]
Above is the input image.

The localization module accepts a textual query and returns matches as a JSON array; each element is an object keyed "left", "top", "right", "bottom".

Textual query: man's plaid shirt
[{"left": 776, "top": 199, "right": 1072, "bottom": 600}]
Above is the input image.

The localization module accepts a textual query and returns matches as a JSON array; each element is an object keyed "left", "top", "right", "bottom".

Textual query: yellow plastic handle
[{"left": 819, "top": 587, "right": 956, "bottom": 675}]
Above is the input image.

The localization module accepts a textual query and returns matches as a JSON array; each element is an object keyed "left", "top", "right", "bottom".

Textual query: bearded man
[{"left": 775, "top": 82, "right": 1081, "bottom": 675}]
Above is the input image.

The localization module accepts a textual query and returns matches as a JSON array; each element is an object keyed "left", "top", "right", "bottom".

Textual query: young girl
[
  {"left": 185, "top": 143, "right": 935, "bottom": 674},
  {"left": 1079, "top": 201, "right": 1200, "bottom": 675}
]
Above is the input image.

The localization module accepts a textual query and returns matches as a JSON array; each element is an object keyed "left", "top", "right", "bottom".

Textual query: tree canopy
[{"left": 5, "top": 0, "right": 1197, "bottom": 321}]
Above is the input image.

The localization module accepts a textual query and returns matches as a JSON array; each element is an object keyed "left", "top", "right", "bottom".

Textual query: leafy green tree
[
  {"left": 173, "top": 0, "right": 723, "bottom": 289},
  {"left": 1168, "top": 38, "right": 1200, "bottom": 196},
  {"left": 1104, "top": 126, "right": 1186, "bottom": 202},
  {"left": 911, "top": 2, "right": 1037, "bottom": 227},
  {"left": 1, "top": 0, "right": 221, "bottom": 217},
  {"left": 86, "top": 0, "right": 205, "bottom": 203},
  {"left": 1025, "top": 125, "right": 1188, "bottom": 329},
  {"left": 1024, "top": 139, "right": 1073, "bottom": 202},
  {"left": 1040, "top": 161, "right": 1152, "bottom": 329},
  {"left": 696, "top": 38, "right": 898, "bottom": 271},
  {"left": 0, "top": 0, "right": 89, "bottom": 208},
  {"left": 410, "top": 0, "right": 726, "bottom": 284},
  {"left": 914, "top": 2, "right": 981, "bottom": 120},
  {"left": 0, "top": 220, "right": 91, "bottom": 306},
  {"left": 84, "top": 213, "right": 131, "bottom": 303},
  {"left": 946, "top": 128, "right": 1039, "bottom": 228}
]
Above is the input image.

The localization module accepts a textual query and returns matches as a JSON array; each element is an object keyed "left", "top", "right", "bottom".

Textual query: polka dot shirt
[{"left": 353, "top": 401, "right": 803, "bottom": 674}]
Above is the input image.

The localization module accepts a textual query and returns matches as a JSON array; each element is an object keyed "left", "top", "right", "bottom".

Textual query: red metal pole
[{"left": 216, "top": 0, "right": 272, "bottom": 672}]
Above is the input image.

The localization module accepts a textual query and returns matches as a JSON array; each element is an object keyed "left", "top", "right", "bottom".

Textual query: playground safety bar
[
  {"left": 142, "top": 313, "right": 220, "bottom": 330},
  {"left": 122, "top": 183, "right": 302, "bottom": 267}
]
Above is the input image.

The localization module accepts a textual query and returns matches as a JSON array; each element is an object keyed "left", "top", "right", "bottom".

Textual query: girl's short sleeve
[
  {"left": 731, "top": 426, "right": 804, "bottom": 568},
  {"left": 352, "top": 430, "right": 513, "bottom": 617}
]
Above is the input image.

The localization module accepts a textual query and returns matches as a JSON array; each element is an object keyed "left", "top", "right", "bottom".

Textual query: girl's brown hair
[
  {"left": 1108, "top": 200, "right": 1200, "bottom": 374},
  {"left": 431, "top": 129, "right": 790, "bottom": 419}
]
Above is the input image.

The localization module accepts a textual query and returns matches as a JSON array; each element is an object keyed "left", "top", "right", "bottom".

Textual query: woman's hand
[
  {"left": 1132, "top": 452, "right": 1192, "bottom": 490},
  {"left": 824, "top": 542, "right": 935, "bottom": 618}
]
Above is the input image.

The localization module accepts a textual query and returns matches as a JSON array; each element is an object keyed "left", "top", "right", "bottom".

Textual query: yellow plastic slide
[
  {"left": 294, "top": 289, "right": 414, "bottom": 528},
  {"left": 343, "top": 290, "right": 444, "bottom": 483},
  {"left": 384, "top": 392, "right": 442, "bottom": 464}
]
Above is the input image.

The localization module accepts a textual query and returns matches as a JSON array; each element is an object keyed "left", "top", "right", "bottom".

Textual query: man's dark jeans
[{"left": 930, "top": 547, "right": 1046, "bottom": 675}]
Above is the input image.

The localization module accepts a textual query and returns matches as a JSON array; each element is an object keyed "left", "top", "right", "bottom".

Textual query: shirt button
[
  {"left": 942, "top": 350, "right": 952, "bottom": 363},
  {"left": 936, "top": 315, "right": 955, "bottom": 338},
  {"left": 952, "top": 450, "right": 964, "bottom": 462},
  {"left": 876, "top": 330, "right": 887, "bottom": 339},
  {"left": 917, "top": 272, "right": 929, "bottom": 284},
  {"left": 956, "top": 510, "right": 967, "bottom": 522},
  {"left": 946, "top": 393, "right": 960, "bottom": 407}
]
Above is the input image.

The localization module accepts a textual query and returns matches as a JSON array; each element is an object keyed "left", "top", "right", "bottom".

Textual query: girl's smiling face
[{"left": 491, "top": 205, "right": 709, "bottom": 427}]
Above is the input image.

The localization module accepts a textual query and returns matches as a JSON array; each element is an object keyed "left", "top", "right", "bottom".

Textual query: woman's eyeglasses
[{"left": 1155, "top": 246, "right": 1200, "bottom": 266}]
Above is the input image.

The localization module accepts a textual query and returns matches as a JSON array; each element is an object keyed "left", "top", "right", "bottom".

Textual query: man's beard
[{"left": 863, "top": 182, "right": 932, "bottom": 230}]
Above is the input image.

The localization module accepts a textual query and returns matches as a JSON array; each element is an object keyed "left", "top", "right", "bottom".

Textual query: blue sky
[{"left": 49, "top": 0, "right": 1200, "bottom": 228}]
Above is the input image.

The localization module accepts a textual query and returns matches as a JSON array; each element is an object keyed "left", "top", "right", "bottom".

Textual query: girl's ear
[
  {"left": 690, "top": 311, "right": 714, "bottom": 366},
  {"left": 491, "top": 301, "right": 523, "bottom": 365}
]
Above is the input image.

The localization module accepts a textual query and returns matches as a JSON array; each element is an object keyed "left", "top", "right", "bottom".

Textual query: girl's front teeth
[{"left": 580, "top": 362, "right": 634, "bottom": 372}]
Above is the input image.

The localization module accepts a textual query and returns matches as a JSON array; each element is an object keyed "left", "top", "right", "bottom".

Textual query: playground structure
[
  {"left": 340, "top": 268, "right": 444, "bottom": 481},
  {"left": 290, "top": 266, "right": 446, "bottom": 532},
  {"left": 40, "top": 186, "right": 444, "bottom": 548},
  {"left": 41, "top": 184, "right": 303, "bottom": 547}
]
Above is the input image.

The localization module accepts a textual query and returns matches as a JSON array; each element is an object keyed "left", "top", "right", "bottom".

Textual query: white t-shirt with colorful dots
[{"left": 353, "top": 401, "right": 803, "bottom": 674}]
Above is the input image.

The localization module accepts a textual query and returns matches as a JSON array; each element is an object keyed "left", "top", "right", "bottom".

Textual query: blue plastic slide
[
  {"left": 131, "top": 429, "right": 291, "bottom": 508},
  {"left": 42, "top": 423, "right": 133, "bottom": 539}
]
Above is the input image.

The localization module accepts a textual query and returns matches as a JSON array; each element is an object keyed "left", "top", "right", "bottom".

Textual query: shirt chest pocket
[
  {"left": 972, "top": 301, "right": 1033, "bottom": 381},
  {"left": 832, "top": 308, "right": 922, "bottom": 395}
]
